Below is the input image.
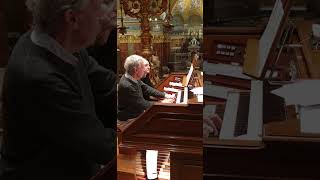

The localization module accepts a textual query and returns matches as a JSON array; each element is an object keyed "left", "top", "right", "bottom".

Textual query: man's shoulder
[
  {"left": 119, "top": 75, "right": 133, "bottom": 85},
  {"left": 118, "top": 76, "right": 138, "bottom": 91}
]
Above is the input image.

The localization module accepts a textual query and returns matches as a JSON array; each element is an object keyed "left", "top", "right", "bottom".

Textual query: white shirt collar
[{"left": 30, "top": 26, "right": 78, "bottom": 65}]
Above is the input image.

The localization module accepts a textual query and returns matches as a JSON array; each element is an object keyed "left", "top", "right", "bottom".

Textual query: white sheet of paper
[
  {"left": 300, "top": 106, "right": 320, "bottom": 134},
  {"left": 219, "top": 92, "right": 240, "bottom": 140},
  {"left": 203, "top": 61, "right": 252, "bottom": 80},
  {"left": 271, "top": 80, "right": 320, "bottom": 106},
  {"left": 247, "top": 80, "right": 263, "bottom": 140},
  {"left": 204, "top": 84, "right": 240, "bottom": 99},
  {"left": 191, "top": 87, "right": 203, "bottom": 95},
  {"left": 312, "top": 24, "right": 320, "bottom": 38},
  {"left": 258, "top": 0, "right": 284, "bottom": 76}
]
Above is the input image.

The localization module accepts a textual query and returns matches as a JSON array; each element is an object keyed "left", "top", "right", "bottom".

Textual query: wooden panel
[
  {"left": 205, "top": 74, "right": 251, "bottom": 90},
  {"left": 171, "top": 151, "right": 202, "bottom": 180},
  {"left": 204, "top": 143, "right": 320, "bottom": 179},
  {"left": 119, "top": 103, "right": 203, "bottom": 153}
]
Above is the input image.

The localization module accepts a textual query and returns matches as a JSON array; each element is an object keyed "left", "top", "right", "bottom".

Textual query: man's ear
[{"left": 64, "top": 9, "right": 79, "bottom": 29}]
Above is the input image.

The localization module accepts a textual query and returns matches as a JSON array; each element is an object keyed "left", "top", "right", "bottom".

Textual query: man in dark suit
[
  {"left": 117, "top": 54, "right": 174, "bottom": 121},
  {"left": 0, "top": 0, "right": 116, "bottom": 179}
]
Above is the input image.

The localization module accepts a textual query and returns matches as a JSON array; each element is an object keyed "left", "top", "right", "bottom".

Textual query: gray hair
[
  {"left": 124, "top": 55, "right": 144, "bottom": 75},
  {"left": 26, "top": 0, "right": 89, "bottom": 34},
  {"left": 141, "top": 57, "right": 149, "bottom": 65}
]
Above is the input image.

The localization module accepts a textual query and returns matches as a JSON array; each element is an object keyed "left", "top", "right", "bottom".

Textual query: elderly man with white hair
[
  {"left": 0, "top": 0, "right": 116, "bottom": 179},
  {"left": 118, "top": 54, "right": 174, "bottom": 121}
]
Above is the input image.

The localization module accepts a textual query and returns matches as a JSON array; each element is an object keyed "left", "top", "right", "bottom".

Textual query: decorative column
[{"left": 121, "top": 0, "right": 167, "bottom": 59}]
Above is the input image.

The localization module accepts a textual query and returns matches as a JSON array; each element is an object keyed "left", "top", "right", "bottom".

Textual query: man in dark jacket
[
  {"left": 0, "top": 0, "right": 116, "bottom": 179},
  {"left": 117, "top": 55, "right": 174, "bottom": 121}
]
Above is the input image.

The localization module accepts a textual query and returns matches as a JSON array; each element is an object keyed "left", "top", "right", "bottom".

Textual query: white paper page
[
  {"left": 183, "top": 87, "right": 188, "bottom": 104},
  {"left": 247, "top": 80, "right": 263, "bottom": 140},
  {"left": 176, "top": 90, "right": 182, "bottom": 104},
  {"left": 219, "top": 92, "right": 240, "bottom": 140},
  {"left": 191, "top": 87, "right": 203, "bottom": 95},
  {"left": 197, "top": 94, "right": 203, "bottom": 102},
  {"left": 204, "top": 61, "right": 252, "bottom": 80},
  {"left": 185, "top": 65, "right": 194, "bottom": 86},
  {"left": 271, "top": 80, "right": 320, "bottom": 106},
  {"left": 312, "top": 24, "right": 320, "bottom": 38},
  {"left": 300, "top": 106, "right": 320, "bottom": 134},
  {"left": 258, "top": 0, "right": 284, "bottom": 76},
  {"left": 204, "top": 84, "right": 239, "bottom": 99}
]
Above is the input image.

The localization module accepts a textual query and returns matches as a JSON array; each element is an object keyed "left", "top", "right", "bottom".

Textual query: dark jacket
[
  {"left": 0, "top": 31, "right": 116, "bottom": 180},
  {"left": 117, "top": 75, "right": 165, "bottom": 121}
]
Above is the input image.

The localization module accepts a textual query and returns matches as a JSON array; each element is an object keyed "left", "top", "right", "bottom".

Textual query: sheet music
[
  {"left": 300, "top": 105, "right": 320, "bottom": 134},
  {"left": 258, "top": 0, "right": 284, "bottom": 76},
  {"left": 219, "top": 92, "right": 240, "bottom": 140},
  {"left": 204, "top": 61, "right": 252, "bottom": 80},
  {"left": 182, "top": 87, "right": 188, "bottom": 104},
  {"left": 247, "top": 80, "right": 263, "bottom": 140},
  {"left": 185, "top": 65, "right": 194, "bottom": 86},
  {"left": 176, "top": 90, "right": 182, "bottom": 104},
  {"left": 204, "top": 84, "right": 240, "bottom": 99},
  {"left": 313, "top": 24, "right": 320, "bottom": 38},
  {"left": 271, "top": 80, "right": 320, "bottom": 106}
]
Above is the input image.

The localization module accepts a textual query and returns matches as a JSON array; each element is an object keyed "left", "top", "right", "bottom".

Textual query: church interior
[
  {"left": 1, "top": 0, "right": 320, "bottom": 179},
  {"left": 116, "top": 0, "right": 203, "bottom": 179}
]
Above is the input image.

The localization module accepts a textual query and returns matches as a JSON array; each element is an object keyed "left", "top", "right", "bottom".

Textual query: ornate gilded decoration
[{"left": 121, "top": 0, "right": 168, "bottom": 58}]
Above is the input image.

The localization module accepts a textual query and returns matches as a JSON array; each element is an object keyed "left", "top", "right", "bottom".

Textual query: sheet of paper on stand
[
  {"left": 271, "top": 80, "right": 320, "bottom": 106},
  {"left": 204, "top": 84, "right": 239, "bottom": 99},
  {"left": 203, "top": 61, "right": 252, "bottom": 80},
  {"left": 191, "top": 87, "right": 203, "bottom": 95},
  {"left": 258, "top": 0, "right": 284, "bottom": 76},
  {"left": 197, "top": 94, "right": 203, "bottom": 102},
  {"left": 312, "top": 24, "right": 320, "bottom": 38},
  {"left": 299, "top": 105, "right": 320, "bottom": 134}
]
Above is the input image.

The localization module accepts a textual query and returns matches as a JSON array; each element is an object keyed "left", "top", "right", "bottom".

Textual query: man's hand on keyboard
[{"left": 203, "top": 114, "right": 222, "bottom": 138}]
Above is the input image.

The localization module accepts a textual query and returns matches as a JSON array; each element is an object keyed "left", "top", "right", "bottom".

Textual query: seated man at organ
[{"left": 117, "top": 54, "right": 175, "bottom": 121}]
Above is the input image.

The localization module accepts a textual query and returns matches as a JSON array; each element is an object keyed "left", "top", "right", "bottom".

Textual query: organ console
[
  {"left": 117, "top": 65, "right": 203, "bottom": 180},
  {"left": 203, "top": 0, "right": 320, "bottom": 179}
]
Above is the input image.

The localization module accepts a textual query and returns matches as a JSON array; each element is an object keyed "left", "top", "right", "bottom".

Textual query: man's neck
[
  {"left": 53, "top": 32, "right": 79, "bottom": 54},
  {"left": 132, "top": 74, "right": 140, "bottom": 80},
  {"left": 126, "top": 73, "right": 140, "bottom": 81}
]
